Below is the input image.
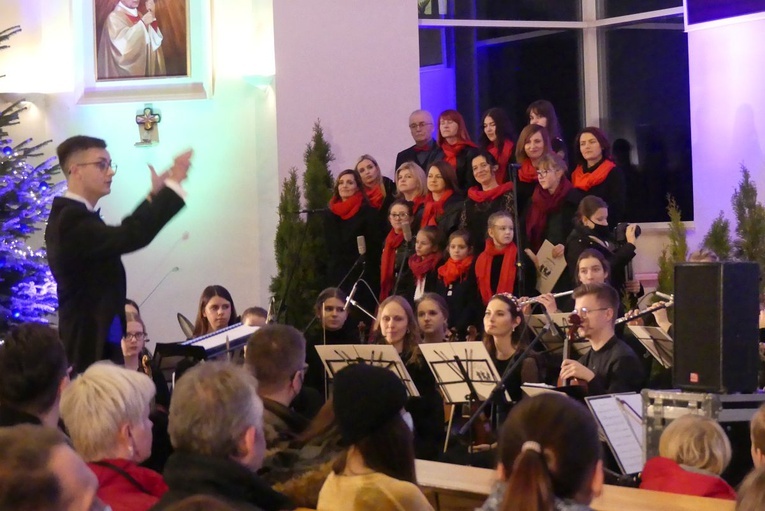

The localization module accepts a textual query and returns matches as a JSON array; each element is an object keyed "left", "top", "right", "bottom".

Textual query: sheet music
[
  {"left": 627, "top": 325, "right": 674, "bottom": 368},
  {"left": 535, "top": 240, "right": 567, "bottom": 294},
  {"left": 314, "top": 344, "right": 420, "bottom": 397},
  {"left": 521, "top": 383, "right": 563, "bottom": 398},
  {"left": 419, "top": 342, "right": 509, "bottom": 403},
  {"left": 183, "top": 323, "right": 258, "bottom": 351},
  {"left": 586, "top": 393, "right": 644, "bottom": 475}
]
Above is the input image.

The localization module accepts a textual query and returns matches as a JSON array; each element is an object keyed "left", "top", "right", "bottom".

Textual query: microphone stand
[
  {"left": 458, "top": 322, "right": 550, "bottom": 438},
  {"left": 391, "top": 239, "right": 412, "bottom": 296},
  {"left": 508, "top": 163, "right": 526, "bottom": 296},
  {"left": 301, "top": 254, "right": 365, "bottom": 333}
]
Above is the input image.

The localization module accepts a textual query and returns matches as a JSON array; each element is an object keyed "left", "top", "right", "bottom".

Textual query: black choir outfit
[
  {"left": 323, "top": 199, "right": 383, "bottom": 312},
  {"left": 439, "top": 142, "right": 480, "bottom": 191},
  {"left": 365, "top": 176, "right": 397, "bottom": 230},
  {"left": 420, "top": 191, "right": 464, "bottom": 242},
  {"left": 435, "top": 257, "right": 481, "bottom": 341},
  {"left": 577, "top": 335, "right": 644, "bottom": 395},
  {"left": 402, "top": 350, "right": 445, "bottom": 461},
  {"left": 564, "top": 223, "right": 636, "bottom": 295},
  {"left": 45, "top": 187, "right": 185, "bottom": 371},
  {"left": 399, "top": 253, "right": 442, "bottom": 305},
  {"left": 460, "top": 183, "right": 515, "bottom": 257},
  {"left": 395, "top": 139, "right": 441, "bottom": 173},
  {"left": 571, "top": 158, "right": 627, "bottom": 227},
  {"left": 380, "top": 235, "right": 415, "bottom": 302}
]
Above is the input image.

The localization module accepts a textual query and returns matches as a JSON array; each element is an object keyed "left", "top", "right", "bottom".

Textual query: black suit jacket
[
  {"left": 394, "top": 139, "right": 441, "bottom": 172},
  {"left": 45, "top": 187, "right": 185, "bottom": 371}
]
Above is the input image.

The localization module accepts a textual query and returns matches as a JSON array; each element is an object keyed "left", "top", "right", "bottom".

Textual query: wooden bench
[{"left": 415, "top": 459, "right": 736, "bottom": 511}]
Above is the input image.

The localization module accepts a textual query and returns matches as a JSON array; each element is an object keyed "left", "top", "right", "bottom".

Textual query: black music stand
[
  {"left": 153, "top": 342, "right": 207, "bottom": 390},
  {"left": 627, "top": 325, "right": 674, "bottom": 369}
]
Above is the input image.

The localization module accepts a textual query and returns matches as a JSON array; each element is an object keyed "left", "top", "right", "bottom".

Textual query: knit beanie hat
[{"left": 332, "top": 363, "right": 408, "bottom": 445}]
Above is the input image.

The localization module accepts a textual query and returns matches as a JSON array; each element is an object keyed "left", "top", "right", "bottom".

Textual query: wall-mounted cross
[{"left": 136, "top": 107, "right": 161, "bottom": 131}]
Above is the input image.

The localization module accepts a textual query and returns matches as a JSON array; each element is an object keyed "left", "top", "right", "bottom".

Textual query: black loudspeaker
[{"left": 673, "top": 262, "right": 760, "bottom": 393}]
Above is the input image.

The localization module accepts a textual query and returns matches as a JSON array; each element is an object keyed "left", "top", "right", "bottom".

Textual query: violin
[
  {"left": 141, "top": 351, "right": 153, "bottom": 379},
  {"left": 557, "top": 313, "right": 588, "bottom": 391}
]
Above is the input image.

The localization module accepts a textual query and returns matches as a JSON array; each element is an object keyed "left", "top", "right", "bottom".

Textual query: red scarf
[
  {"left": 408, "top": 252, "right": 442, "bottom": 280},
  {"left": 411, "top": 195, "right": 426, "bottom": 214},
  {"left": 365, "top": 184, "right": 385, "bottom": 210},
  {"left": 487, "top": 140, "right": 514, "bottom": 184},
  {"left": 440, "top": 140, "right": 477, "bottom": 168},
  {"left": 438, "top": 255, "right": 474, "bottom": 286},
  {"left": 420, "top": 190, "right": 454, "bottom": 228},
  {"left": 379, "top": 230, "right": 405, "bottom": 301},
  {"left": 328, "top": 192, "right": 363, "bottom": 220},
  {"left": 525, "top": 176, "right": 574, "bottom": 252},
  {"left": 467, "top": 181, "right": 514, "bottom": 203},
  {"left": 572, "top": 159, "right": 616, "bottom": 191},
  {"left": 475, "top": 238, "right": 517, "bottom": 305},
  {"left": 518, "top": 159, "right": 538, "bottom": 184}
]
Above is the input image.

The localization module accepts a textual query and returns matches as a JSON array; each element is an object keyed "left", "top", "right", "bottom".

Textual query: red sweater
[
  {"left": 88, "top": 459, "right": 168, "bottom": 511},
  {"left": 639, "top": 456, "right": 736, "bottom": 500}
]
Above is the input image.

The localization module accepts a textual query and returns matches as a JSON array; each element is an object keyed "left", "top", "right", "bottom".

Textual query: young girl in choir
[
  {"left": 324, "top": 169, "right": 382, "bottom": 306},
  {"left": 372, "top": 296, "right": 444, "bottom": 460},
  {"left": 475, "top": 212, "right": 518, "bottom": 305},
  {"left": 394, "top": 161, "right": 428, "bottom": 231},
  {"left": 416, "top": 293, "right": 451, "bottom": 343},
  {"left": 514, "top": 124, "right": 552, "bottom": 215},
  {"left": 480, "top": 107, "right": 516, "bottom": 184},
  {"left": 461, "top": 152, "right": 515, "bottom": 257},
  {"left": 436, "top": 230, "right": 481, "bottom": 340},
  {"left": 355, "top": 154, "right": 396, "bottom": 217},
  {"left": 421, "top": 160, "right": 463, "bottom": 239},
  {"left": 380, "top": 199, "right": 415, "bottom": 301},
  {"left": 404, "top": 226, "right": 443, "bottom": 302},
  {"left": 478, "top": 393, "right": 603, "bottom": 511},
  {"left": 527, "top": 99, "right": 567, "bottom": 161},
  {"left": 192, "top": 284, "right": 238, "bottom": 337},
  {"left": 483, "top": 293, "right": 542, "bottom": 406},
  {"left": 437, "top": 109, "right": 480, "bottom": 190},
  {"left": 640, "top": 414, "right": 736, "bottom": 500},
  {"left": 571, "top": 127, "right": 626, "bottom": 226}
]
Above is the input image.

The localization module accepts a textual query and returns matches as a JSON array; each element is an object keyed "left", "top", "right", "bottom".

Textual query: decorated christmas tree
[{"left": 0, "top": 26, "right": 62, "bottom": 333}]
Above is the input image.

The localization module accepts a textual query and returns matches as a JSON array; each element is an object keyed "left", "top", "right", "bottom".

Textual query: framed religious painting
[{"left": 78, "top": 0, "right": 212, "bottom": 103}]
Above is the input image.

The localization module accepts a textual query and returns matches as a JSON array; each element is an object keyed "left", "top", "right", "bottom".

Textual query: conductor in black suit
[
  {"left": 394, "top": 109, "right": 441, "bottom": 172},
  {"left": 45, "top": 135, "right": 193, "bottom": 372}
]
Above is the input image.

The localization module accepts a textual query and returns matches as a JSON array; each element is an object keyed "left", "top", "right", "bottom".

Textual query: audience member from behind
[
  {"left": 154, "top": 362, "right": 293, "bottom": 511},
  {"left": 317, "top": 363, "right": 434, "bottom": 511},
  {"left": 0, "top": 323, "right": 69, "bottom": 428},
  {"left": 478, "top": 393, "right": 603, "bottom": 511},
  {"left": 191, "top": 284, "right": 238, "bottom": 337},
  {"left": 242, "top": 306, "right": 268, "bottom": 327},
  {"left": 395, "top": 109, "right": 440, "bottom": 171},
  {"left": 751, "top": 403, "right": 765, "bottom": 469},
  {"left": 640, "top": 414, "right": 735, "bottom": 500},
  {"left": 0, "top": 425, "right": 105, "bottom": 511},
  {"left": 737, "top": 467, "right": 765, "bottom": 511},
  {"left": 164, "top": 495, "right": 239, "bottom": 511},
  {"left": 244, "top": 324, "right": 310, "bottom": 451},
  {"left": 59, "top": 362, "right": 167, "bottom": 511}
]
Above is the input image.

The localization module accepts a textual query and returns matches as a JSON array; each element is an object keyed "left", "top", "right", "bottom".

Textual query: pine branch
[
  {"left": 702, "top": 211, "right": 731, "bottom": 260},
  {"left": 0, "top": 26, "right": 22, "bottom": 50}
]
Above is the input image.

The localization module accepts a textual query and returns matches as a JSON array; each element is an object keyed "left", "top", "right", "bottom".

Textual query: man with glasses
[
  {"left": 45, "top": 135, "right": 193, "bottom": 372},
  {"left": 558, "top": 282, "right": 643, "bottom": 395},
  {"left": 395, "top": 109, "right": 441, "bottom": 171}
]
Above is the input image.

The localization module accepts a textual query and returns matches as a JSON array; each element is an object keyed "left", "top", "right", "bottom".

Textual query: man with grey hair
[
  {"left": 150, "top": 361, "right": 293, "bottom": 511},
  {"left": 395, "top": 109, "right": 441, "bottom": 171}
]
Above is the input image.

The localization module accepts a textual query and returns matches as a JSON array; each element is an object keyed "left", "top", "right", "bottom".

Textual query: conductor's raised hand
[{"left": 168, "top": 149, "right": 194, "bottom": 183}]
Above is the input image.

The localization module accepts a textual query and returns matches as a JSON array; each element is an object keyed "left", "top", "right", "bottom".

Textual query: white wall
[
  {"left": 272, "top": 1, "right": 421, "bottom": 180},
  {"left": 687, "top": 16, "right": 765, "bottom": 248}
]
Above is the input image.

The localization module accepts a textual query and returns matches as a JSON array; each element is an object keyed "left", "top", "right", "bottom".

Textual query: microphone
[
  {"left": 290, "top": 208, "right": 327, "bottom": 214},
  {"left": 401, "top": 222, "right": 412, "bottom": 242},
  {"left": 139, "top": 267, "right": 180, "bottom": 307},
  {"left": 344, "top": 280, "right": 359, "bottom": 312},
  {"left": 356, "top": 235, "right": 367, "bottom": 259},
  {"left": 655, "top": 291, "right": 673, "bottom": 302}
]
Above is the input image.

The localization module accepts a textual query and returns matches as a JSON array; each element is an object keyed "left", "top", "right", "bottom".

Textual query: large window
[{"left": 419, "top": 1, "right": 692, "bottom": 222}]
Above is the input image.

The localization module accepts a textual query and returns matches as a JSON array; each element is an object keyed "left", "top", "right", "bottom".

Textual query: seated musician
[
  {"left": 558, "top": 283, "right": 643, "bottom": 395},
  {"left": 244, "top": 324, "right": 313, "bottom": 450},
  {"left": 191, "top": 285, "right": 239, "bottom": 337}
]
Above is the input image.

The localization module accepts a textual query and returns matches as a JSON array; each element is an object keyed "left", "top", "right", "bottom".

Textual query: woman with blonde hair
[
  {"left": 355, "top": 154, "right": 397, "bottom": 216},
  {"left": 640, "top": 414, "right": 735, "bottom": 499},
  {"left": 60, "top": 362, "right": 167, "bottom": 511}
]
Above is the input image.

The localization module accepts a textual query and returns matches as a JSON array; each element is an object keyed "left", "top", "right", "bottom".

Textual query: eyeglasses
[
  {"left": 536, "top": 169, "right": 554, "bottom": 178},
  {"left": 409, "top": 122, "right": 432, "bottom": 130},
  {"left": 75, "top": 160, "right": 117, "bottom": 172},
  {"left": 389, "top": 213, "right": 410, "bottom": 219},
  {"left": 572, "top": 307, "right": 609, "bottom": 318},
  {"left": 124, "top": 332, "right": 146, "bottom": 341}
]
